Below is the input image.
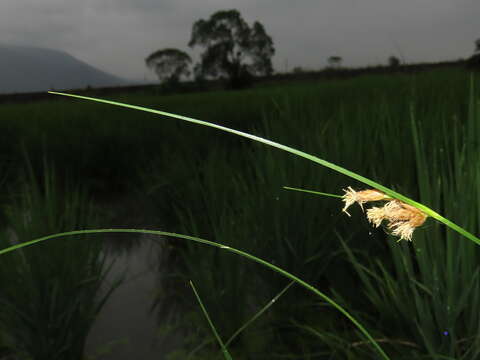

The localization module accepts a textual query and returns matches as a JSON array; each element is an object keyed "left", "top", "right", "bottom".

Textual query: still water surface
[{"left": 86, "top": 236, "right": 171, "bottom": 360}]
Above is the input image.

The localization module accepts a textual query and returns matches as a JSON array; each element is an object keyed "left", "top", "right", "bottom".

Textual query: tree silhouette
[
  {"left": 388, "top": 56, "right": 401, "bottom": 67},
  {"left": 466, "top": 38, "right": 480, "bottom": 71},
  {"left": 328, "top": 56, "right": 342, "bottom": 69},
  {"left": 145, "top": 48, "right": 191, "bottom": 85},
  {"left": 189, "top": 9, "right": 275, "bottom": 89}
]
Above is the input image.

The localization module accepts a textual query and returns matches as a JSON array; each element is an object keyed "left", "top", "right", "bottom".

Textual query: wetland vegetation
[{"left": 0, "top": 65, "right": 479, "bottom": 359}]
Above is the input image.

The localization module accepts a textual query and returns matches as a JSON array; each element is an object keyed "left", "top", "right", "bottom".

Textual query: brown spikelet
[
  {"left": 366, "top": 200, "right": 427, "bottom": 242},
  {"left": 342, "top": 186, "right": 391, "bottom": 216},
  {"left": 342, "top": 187, "right": 428, "bottom": 242}
]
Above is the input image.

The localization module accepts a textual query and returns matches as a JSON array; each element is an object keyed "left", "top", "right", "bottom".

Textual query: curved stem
[
  {"left": 0, "top": 228, "right": 390, "bottom": 360},
  {"left": 48, "top": 92, "right": 480, "bottom": 246}
]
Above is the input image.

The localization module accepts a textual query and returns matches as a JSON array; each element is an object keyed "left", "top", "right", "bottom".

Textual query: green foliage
[
  {"left": 328, "top": 79, "right": 480, "bottom": 359},
  {"left": 190, "top": 280, "right": 233, "bottom": 360},
  {"left": 135, "top": 68, "right": 480, "bottom": 358},
  {"left": 189, "top": 9, "right": 275, "bottom": 88},
  {"left": 0, "top": 156, "right": 123, "bottom": 360},
  {"left": 0, "top": 65, "right": 478, "bottom": 359},
  {"left": 145, "top": 48, "right": 192, "bottom": 86}
]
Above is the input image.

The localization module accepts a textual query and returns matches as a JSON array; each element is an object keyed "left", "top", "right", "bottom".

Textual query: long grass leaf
[
  {"left": 225, "top": 280, "right": 295, "bottom": 348},
  {"left": 0, "top": 228, "right": 391, "bottom": 360},
  {"left": 190, "top": 280, "right": 233, "bottom": 360},
  {"left": 47, "top": 92, "right": 480, "bottom": 246},
  {"left": 282, "top": 186, "right": 342, "bottom": 198}
]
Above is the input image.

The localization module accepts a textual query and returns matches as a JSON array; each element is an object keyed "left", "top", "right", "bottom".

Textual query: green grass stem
[
  {"left": 282, "top": 186, "right": 343, "bottom": 198},
  {"left": 0, "top": 228, "right": 390, "bottom": 360},
  {"left": 182, "top": 281, "right": 295, "bottom": 355},
  {"left": 47, "top": 91, "right": 480, "bottom": 247},
  {"left": 190, "top": 280, "right": 233, "bottom": 360},
  {"left": 224, "top": 281, "right": 295, "bottom": 348}
]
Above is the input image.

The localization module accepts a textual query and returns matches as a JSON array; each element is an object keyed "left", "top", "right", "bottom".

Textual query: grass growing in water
[
  {"left": 0, "top": 69, "right": 476, "bottom": 358},
  {"left": 0, "top": 156, "right": 124, "bottom": 360},
  {"left": 10, "top": 80, "right": 473, "bottom": 359}
]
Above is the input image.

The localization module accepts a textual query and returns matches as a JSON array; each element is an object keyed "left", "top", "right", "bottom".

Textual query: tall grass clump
[
  {"left": 41, "top": 70, "right": 479, "bottom": 359},
  {"left": 0, "top": 156, "right": 123, "bottom": 360},
  {"left": 146, "top": 143, "right": 349, "bottom": 358},
  {"left": 42, "top": 77, "right": 479, "bottom": 360},
  {"left": 325, "top": 77, "right": 480, "bottom": 359},
  {"left": 0, "top": 88, "right": 275, "bottom": 198},
  {"left": 145, "top": 70, "right": 479, "bottom": 358}
]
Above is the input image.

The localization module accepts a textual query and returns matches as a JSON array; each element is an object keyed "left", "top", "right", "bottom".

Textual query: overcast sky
[{"left": 1, "top": 0, "right": 478, "bottom": 82}]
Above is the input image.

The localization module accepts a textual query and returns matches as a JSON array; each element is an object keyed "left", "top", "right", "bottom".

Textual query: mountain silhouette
[{"left": 0, "top": 44, "right": 129, "bottom": 94}]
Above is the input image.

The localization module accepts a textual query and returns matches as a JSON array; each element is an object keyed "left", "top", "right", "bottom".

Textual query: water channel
[{"left": 86, "top": 232, "right": 177, "bottom": 360}]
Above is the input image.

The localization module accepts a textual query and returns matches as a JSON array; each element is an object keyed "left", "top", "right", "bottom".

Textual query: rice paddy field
[{"left": 0, "top": 66, "right": 479, "bottom": 359}]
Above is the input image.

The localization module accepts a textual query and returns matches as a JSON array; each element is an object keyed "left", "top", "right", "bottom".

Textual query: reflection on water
[{"left": 86, "top": 235, "right": 170, "bottom": 360}]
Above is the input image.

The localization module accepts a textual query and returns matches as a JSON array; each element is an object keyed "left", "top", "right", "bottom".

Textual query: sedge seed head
[
  {"left": 343, "top": 188, "right": 427, "bottom": 242},
  {"left": 367, "top": 200, "right": 427, "bottom": 241},
  {"left": 342, "top": 186, "right": 391, "bottom": 216},
  {"left": 366, "top": 206, "right": 386, "bottom": 228}
]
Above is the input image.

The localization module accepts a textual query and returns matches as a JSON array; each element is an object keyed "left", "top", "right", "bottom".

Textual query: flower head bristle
[
  {"left": 342, "top": 186, "right": 391, "bottom": 216},
  {"left": 343, "top": 188, "right": 427, "bottom": 242},
  {"left": 390, "top": 222, "right": 415, "bottom": 242},
  {"left": 366, "top": 206, "right": 386, "bottom": 228}
]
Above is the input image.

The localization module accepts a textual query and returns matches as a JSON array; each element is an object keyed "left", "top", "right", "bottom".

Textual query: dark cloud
[{"left": 0, "top": 0, "right": 477, "bottom": 81}]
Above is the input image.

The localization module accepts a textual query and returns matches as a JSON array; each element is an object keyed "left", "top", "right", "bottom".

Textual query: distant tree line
[
  {"left": 146, "top": 10, "right": 480, "bottom": 91},
  {"left": 466, "top": 38, "right": 480, "bottom": 70},
  {"left": 146, "top": 9, "right": 274, "bottom": 89}
]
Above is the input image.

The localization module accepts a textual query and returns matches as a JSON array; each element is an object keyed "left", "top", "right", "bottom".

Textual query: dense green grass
[
  {"left": 140, "top": 67, "right": 480, "bottom": 359},
  {"left": 0, "top": 157, "right": 123, "bottom": 360},
  {"left": 0, "top": 66, "right": 478, "bottom": 359}
]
